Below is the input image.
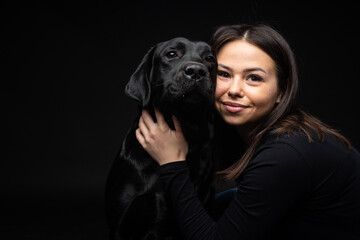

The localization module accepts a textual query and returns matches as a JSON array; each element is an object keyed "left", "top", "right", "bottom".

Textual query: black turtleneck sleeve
[{"left": 159, "top": 133, "right": 360, "bottom": 240}]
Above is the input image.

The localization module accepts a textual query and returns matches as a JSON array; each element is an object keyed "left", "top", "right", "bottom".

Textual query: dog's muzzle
[{"left": 183, "top": 63, "right": 209, "bottom": 82}]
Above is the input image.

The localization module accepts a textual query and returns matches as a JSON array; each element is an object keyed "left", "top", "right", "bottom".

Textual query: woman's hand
[{"left": 135, "top": 108, "right": 188, "bottom": 165}]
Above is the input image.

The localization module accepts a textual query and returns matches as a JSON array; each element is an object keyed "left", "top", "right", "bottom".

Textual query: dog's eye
[
  {"left": 205, "top": 55, "right": 216, "bottom": 63},
  {"left": 166, "top": 51, "right": 178, "bottom": 59}
]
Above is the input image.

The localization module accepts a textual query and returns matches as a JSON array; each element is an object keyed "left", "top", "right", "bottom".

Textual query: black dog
[{"left": 105, "top": 37, "right": 217, "bottom": 240}]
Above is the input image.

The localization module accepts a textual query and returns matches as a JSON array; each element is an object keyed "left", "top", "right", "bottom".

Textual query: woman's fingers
[
  {"left": 138, "top": 108, "right": 167, "bottom": 143},
  {"left": 155, "top": 108, "right": 172, "bottom": 132},
  {"left": 135, "top": 128, "right": 145, "bottom": 146},
  {"left": 141, "top": 108, "right": 182, "bottom": 134},
  {"left": 135, "top": 108, "right": 189, "bottom": 165},
  {"left": 140, "top": 109, "right": 155, "bottom": 128},
  {"left": 138, "top": 114, "right": 150, "bottom": 140},
  {"left": 172, "top": 116, "right": 182, "bottom": 133},
  {"left": 154, "top": 108, "right": 166, "bottom": 126}
]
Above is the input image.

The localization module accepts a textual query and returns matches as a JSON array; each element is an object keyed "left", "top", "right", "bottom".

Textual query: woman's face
[{"left": 215, "top": 40, "right": 281, "bottom": 137}]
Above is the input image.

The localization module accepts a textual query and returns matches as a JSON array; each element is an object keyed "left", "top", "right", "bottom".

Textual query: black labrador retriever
[{"left": 105, "top": 37, "right": 217, "bottom": 240}]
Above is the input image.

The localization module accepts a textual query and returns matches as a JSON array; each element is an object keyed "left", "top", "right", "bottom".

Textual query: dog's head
[{"left": 125, "top": 37, "right": 217, "bottom": 114}]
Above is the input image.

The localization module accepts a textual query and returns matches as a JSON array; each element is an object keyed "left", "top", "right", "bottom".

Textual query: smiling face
[{"left": 215, "top": 40, "right": 281, "bottom": 139}]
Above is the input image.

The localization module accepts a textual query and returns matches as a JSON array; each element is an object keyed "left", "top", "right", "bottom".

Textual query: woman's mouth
[{"left": 222, "top": 101, "right": 248, "bottom": 113}]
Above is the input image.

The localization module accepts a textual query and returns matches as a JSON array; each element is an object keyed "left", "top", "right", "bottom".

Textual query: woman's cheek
[{"left": 215, "top": 80, "right": 227, "bottom": 99}]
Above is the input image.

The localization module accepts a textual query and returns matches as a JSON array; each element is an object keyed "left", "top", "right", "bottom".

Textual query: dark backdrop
[{"left": 3, "top": 0, "right": 359, "bottom": 239}]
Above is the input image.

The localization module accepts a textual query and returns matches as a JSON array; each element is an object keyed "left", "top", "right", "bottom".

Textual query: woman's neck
[
  {"left": 235, "top": 126, "right": 251, "bottom": 144},
  {"left": 235, "top": 121, "right": 259, "bottom": 144}
]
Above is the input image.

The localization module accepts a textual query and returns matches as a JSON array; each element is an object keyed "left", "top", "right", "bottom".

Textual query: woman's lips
[{"left": 222, "top": 101, "right": 248, "bottom": 113}]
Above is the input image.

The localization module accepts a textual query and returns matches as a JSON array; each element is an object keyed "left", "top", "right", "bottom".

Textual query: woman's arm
[
  {"left": 159, "top": 161, "right": 218, "bottom": 239},
  {"left": 158, "top": 145, "right": 308, "bottom": 240},
  {"left": 136, "top": 109, "right": 308, "bottom": 240}
]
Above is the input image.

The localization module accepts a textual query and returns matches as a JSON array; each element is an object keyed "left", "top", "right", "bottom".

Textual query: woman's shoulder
[
  {"left": 258, "top": 128, "right": 359, "bottom": 166},
  {"left": 259, "top": 129, "right": 311, "bottom": 151},
  {"left": 253, "top": 131, "right": 305, "bottom": 161},
  {"left": 239, "top": 131, "right": 310, "bottom": 188},
  {"left": 262, "top": 127, "right": 347, "bottom": 148}
]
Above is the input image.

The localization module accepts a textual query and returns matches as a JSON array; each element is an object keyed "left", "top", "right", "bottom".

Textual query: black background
[{"left": 3, "top": 0, "right": 359, "bottom": 239}]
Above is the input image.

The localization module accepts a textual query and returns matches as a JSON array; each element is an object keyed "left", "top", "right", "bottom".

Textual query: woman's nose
[{"left": 228, "top": 78, "right": 243, "bottom": 98}]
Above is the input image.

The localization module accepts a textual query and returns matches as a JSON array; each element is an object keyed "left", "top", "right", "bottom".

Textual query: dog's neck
[
  {"left": 146, "top": 105, "right": 211, "bottom": 146},
  {"left": 121, "top": 105, "right": 211, "bottom": 165}
]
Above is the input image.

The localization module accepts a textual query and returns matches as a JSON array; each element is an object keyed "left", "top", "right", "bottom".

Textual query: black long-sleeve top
[{"left": 159, "top": 131, "right": 360, "bottom": 240}]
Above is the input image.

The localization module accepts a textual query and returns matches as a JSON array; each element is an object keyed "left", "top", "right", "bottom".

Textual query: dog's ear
[{"left": 125, "top": 46, "right": 156, "bottom": 107}]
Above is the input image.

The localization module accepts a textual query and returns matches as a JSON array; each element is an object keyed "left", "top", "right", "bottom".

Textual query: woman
[{"left": 135, "top": 24, "right": 360, "bottom": 239}]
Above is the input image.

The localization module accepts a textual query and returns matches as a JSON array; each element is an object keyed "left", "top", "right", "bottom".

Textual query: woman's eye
[
  {"left": 217, "top": 71, "right": 230, "bottom": 78},
  {"left": 247, "top": 75, "right": 262, "bottom": 82},
  {"left": 166, "top": 51, "right": 177, "bottom": 58}
]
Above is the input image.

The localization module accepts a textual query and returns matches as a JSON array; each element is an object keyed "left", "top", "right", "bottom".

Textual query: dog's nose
[{"left": 184, "top": 64, "right": 207, "bottom": 81}]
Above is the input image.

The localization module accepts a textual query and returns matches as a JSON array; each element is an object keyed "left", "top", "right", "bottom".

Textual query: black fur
[{"left": 105, "top": 37, "right": 217, "bottom": 240}]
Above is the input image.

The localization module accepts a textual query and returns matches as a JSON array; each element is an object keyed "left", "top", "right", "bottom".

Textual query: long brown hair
[{"left": 211, "top": 23, "right": 351, "bottom": 181}]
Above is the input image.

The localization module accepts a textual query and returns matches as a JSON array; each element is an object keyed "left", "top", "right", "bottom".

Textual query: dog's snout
[{"left": 184, "top": 64, "right": 207, "bottom": 81}]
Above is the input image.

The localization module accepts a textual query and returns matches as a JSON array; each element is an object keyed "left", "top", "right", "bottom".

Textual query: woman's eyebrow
[
  {"left": 243, "top": 67, "right": 267, "bottom": 74},
  {"left": 218, "top": 64, "right": 233, "bottom": 71},
  {"left": 218, "top": 64, "right": 267, "bottom": 74}
]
